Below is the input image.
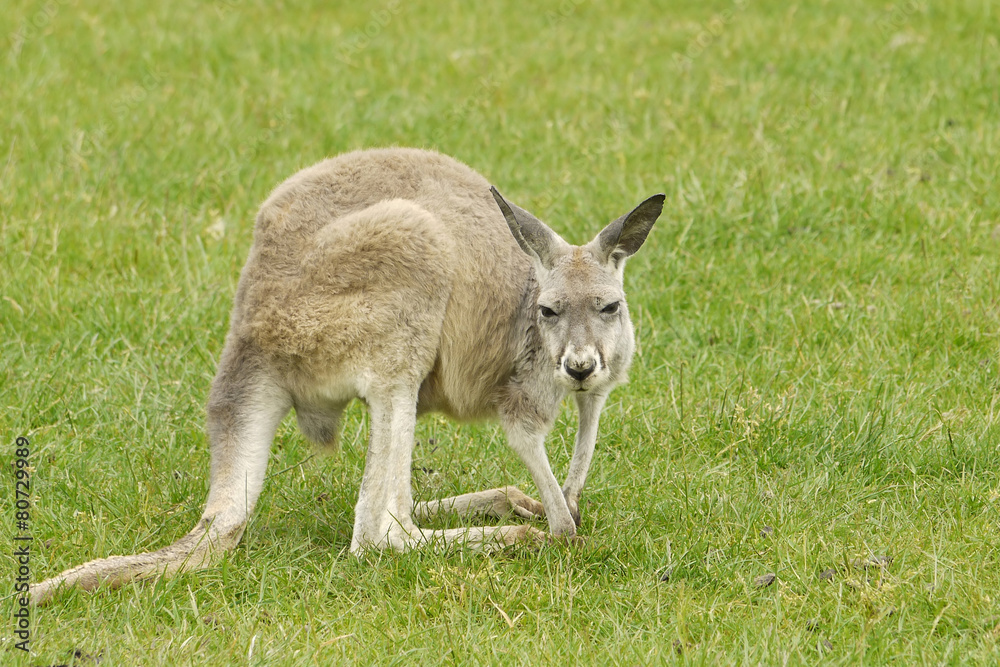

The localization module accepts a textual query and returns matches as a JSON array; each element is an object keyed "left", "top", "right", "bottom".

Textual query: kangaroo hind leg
[
  {"left": 30, "top": 340, "right": 291, "bottom": 605},
  {"left": 414, "top": 486, "right": 545, "bottom": 523},
  {"left": 199, "top": 341, "right": 292, "bottom": 552}
]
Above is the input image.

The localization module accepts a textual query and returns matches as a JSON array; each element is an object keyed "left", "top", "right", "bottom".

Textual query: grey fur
[{"left": 31, "top": 148, "right": 663, "bottom": 604}]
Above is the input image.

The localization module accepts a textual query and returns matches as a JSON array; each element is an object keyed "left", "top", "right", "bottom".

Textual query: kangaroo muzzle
[{"left": 560, "top": 347, "right": 602, "bottom": 387}]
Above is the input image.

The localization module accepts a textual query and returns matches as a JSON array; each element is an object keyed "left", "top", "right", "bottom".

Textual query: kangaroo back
[{"left": 237, "top": 149, "right": 533, "bottom": 420}]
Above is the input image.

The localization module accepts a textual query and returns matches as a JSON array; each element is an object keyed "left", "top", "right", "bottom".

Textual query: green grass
[{"left": 3, "top": 0, "right": 1000, "bottom": 663}]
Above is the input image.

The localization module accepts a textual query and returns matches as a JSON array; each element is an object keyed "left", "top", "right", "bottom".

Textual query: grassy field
[{"left": 3, "top": 0, "right": 1000, "bottom": 664}]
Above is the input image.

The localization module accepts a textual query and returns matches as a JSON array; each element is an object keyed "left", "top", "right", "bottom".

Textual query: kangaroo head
[{"left": 491, "top": 187, "right": 665, "bottom": 393}]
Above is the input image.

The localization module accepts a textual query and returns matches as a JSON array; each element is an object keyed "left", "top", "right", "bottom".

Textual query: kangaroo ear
[
  {"left": 593, "top": 193, "right": 665, "bottom": 266},
  {"left": 490, "top": 187, "right": 567, "bottom": 270}
]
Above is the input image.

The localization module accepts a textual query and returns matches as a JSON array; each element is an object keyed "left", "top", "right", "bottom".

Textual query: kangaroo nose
[{"left": 565, "top": 360, "right": 596, "bottom": 382}]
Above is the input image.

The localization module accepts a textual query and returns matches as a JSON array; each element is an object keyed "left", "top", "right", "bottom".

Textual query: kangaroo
[{"left": 31, "top": 148, "right": 664, "bottom": 604}]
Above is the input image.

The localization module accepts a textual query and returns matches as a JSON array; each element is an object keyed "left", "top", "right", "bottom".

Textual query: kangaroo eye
[
  {"left": 539, "top": 305, "right": 558, "bottom": 319},
  {"left": 601, "top": 302, "right": 620, "bottom": 315}
]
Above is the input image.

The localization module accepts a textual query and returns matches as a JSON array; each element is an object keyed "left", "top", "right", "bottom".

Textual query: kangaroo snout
[
  {"left": 564, "top": 358, "right": 596, "bottom": 382},
  {"left": 560, "top": 348, "right": 602, "bottom": 387}
]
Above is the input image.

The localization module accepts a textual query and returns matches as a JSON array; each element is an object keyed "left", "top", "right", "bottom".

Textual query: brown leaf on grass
[{"left": 851, "top": 555, "right": 892, "bottom": 570}]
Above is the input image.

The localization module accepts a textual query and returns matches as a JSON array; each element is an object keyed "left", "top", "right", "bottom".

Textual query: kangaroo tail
[
  {"left": 29, "top": 519, "right": 243, "bottom": 606},
  {"left": 31, "top": 329, "right": 292, "bottom": 605}
]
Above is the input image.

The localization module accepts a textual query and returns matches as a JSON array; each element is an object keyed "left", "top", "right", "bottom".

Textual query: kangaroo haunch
[{"left": 32, "top": 148, "right": 664, "bottom": 605}]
